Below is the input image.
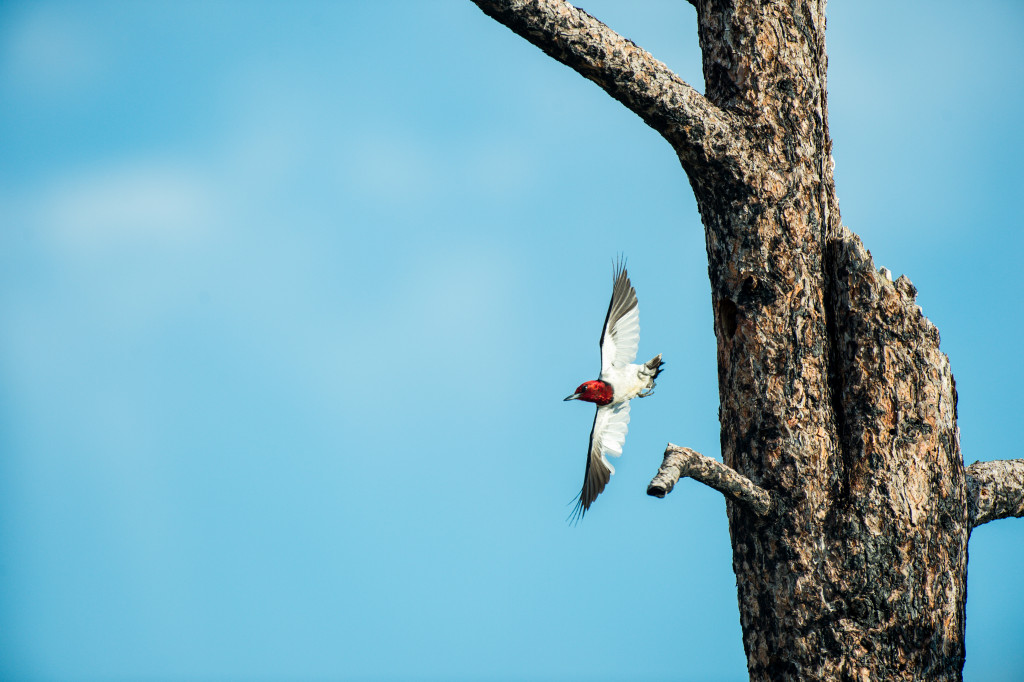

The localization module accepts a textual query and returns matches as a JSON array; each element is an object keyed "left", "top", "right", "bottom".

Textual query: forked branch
[
  {"left": 469, "top": 0, "right": 745, "bottom": 174},
  {"left": 648, "top": 444, "right": 774, "bottom": 516},
  {"left": 966, "top": 459, "right": 1024, "bottom": 528}
]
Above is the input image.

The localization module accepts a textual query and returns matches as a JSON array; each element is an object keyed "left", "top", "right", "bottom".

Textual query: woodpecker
[{"left": 564, "top": 262, "right": 663, "bottom": 522}]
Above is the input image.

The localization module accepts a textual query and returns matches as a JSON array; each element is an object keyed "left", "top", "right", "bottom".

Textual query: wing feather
[
  {"left": 569, "top": 401, "right": 631, "bottom": 523},
  {"left": 599, "top": 262, "right": 640, "bottom": 374}
]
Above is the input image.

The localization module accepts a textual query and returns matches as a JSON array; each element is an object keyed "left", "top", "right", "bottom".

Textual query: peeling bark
[{"left": 470, "top": 0, "right": 1022, "bottom": 679}]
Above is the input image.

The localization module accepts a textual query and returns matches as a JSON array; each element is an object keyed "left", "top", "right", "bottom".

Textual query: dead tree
[{"left": 470, "top": 1, "right": 1024, "bottom": 679}]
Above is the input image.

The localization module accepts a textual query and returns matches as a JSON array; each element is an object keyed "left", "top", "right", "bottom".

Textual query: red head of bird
[{"left": 564, "top": 380, "right": 614, "bottom": 406}]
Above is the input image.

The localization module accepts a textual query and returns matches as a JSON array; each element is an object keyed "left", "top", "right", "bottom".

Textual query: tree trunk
[{"left": 470, "top": 1, "right": 1024, "bottom": 679}]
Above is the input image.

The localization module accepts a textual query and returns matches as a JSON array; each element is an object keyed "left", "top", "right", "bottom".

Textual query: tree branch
[
  {"left": 966, "top": 459, "right": 1024, "bottom": 528},
  {"left": 648, "top": 444, "right": 774, "bottom": 516},
  {"left": 470, "top": 0, "right": 745, "bottom": 173}
]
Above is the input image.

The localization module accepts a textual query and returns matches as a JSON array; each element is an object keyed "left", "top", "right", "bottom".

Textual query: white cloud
[{"left": 38, "top": 161, "right": 217, "bottom": 255}]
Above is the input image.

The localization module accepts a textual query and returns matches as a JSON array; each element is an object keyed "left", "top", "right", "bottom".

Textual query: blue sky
[{"left": 1, "top": 1, "right": 1022, "bottom": 680}]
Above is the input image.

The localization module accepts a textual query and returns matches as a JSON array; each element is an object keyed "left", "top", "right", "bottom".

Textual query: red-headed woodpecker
[{"left": 564, "top": 262, "right": 663, "bottom": 522}]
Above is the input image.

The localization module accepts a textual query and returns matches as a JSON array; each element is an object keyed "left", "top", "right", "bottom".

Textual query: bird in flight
[{"left": 564, "top": 261, "right": 663, "bottom": 523}]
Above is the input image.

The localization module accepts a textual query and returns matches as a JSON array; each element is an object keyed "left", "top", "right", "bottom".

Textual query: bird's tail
[
  {"left": 639, "top": 354, "right": 664, "bottom": 395},
  {"left": 645, "top": 354, "right": 665, "bottom": 381}
]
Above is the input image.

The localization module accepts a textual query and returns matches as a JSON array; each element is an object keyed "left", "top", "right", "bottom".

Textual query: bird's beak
[{"left": 564, "top": 392, "right": 581, "bottom": 401}]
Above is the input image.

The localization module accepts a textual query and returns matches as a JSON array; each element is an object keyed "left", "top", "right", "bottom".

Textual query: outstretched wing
[
  {"left": 599, "top": 262, "right": 640, "bottom": 374},
  {"left": 569, "top": 401, "right": 631, "bottom": 523}
]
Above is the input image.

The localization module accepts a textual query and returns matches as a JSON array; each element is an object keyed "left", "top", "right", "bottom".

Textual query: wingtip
[
  {"left": 612, "top": 254, "right": 628, "bottom": 281},
  {"left": 566, "top": 496, "right": 587, "bottom": 526}
]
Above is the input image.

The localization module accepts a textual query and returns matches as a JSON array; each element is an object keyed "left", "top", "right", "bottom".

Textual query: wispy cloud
[{"left": 36, "top": 160, "right": 217, "bottom": 256}]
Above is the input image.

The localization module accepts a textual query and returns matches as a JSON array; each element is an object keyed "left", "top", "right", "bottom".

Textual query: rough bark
[
  {"left": 966, "top": 459, "right": 1024, "bottom": 527},
  {"left": 648, "top": 444, "right": 773, "bottom": 516},
  {"left": 468, "top": 0, "right": 749, "bottom": 184},
  {"left": 470, "top": 1, "right": 1024, "bottom": 679}
]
